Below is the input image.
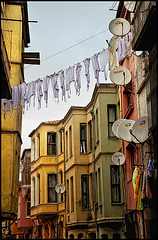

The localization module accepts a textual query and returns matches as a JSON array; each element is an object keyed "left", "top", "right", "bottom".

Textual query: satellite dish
[
  {"left": 131, "top": 116, "right": 149, "bottom": 143},
  {"left": 118, "top": 119, "right": 135, "bottom": 142},
  {"left": 55, "top": 183, "right": 66, "bottom": 194},
  {"left": 112, "top": 152, "right": 125, "bottom": 165},
  {"left": 124, "top": 1, "right": 136, "bottom": 12},
  {"left": 109, "top": 18, "right": 130, "bottom": 37},
  {"left": 135, "top": 51, "right": 142, "bottom": 56},
  {"left": 112, "top": 119, "right": 126, "bottom": 139},
  {"left": 109, "top": 35, "right": 121, "bottom": 47},
  {"left": 110, "top": 66, "right": 131, "bottom": 86},
  {"left": 20, "top": 162, "right": 24, "bottom": 173}
]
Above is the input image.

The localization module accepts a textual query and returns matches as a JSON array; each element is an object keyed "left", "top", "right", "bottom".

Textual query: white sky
[{"left": 21, "top": 1, "right": 119, "bottom": 155}]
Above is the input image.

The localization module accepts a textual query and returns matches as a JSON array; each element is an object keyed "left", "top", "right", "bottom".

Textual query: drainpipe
[
  {"left": 56, "top": 129, "right": 59, "bottom": 239},
  {"left": 90, "top": 110, "right": 98, "bottom": 239},
  {"left": 62, "top": 126, "right": 67, "bottom": 238}
]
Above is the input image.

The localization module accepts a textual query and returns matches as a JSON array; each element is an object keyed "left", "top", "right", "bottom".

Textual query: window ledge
[{"left": 111, "top": 202, "right": 123, "bottom": 205}]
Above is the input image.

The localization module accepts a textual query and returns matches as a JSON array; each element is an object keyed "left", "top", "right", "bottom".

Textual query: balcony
[
  {"left": 132, "top": 1, "right": 157, "bottom": 52},
  {"left": 1, "top": 30, "right": 12, "bottom": 99}
]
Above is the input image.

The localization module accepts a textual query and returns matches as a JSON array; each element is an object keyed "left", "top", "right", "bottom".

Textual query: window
[
  {"left": 47, "top": 132, "right": 56, "bottom": 155},
  {"left": 98, "top": 168, "right": 102, "bottom": 204},
  {"left": 80, "top": 124, "right": 87, "bottom": 153},
  {"left": 37, "top": 174, "right": 40, "bottom": 204},
  {"left": 66, "top": 131, "right": 68, "bottom": 160},
  {"left": 101, "top": 234, "right": 108, "bottom": 239},
  {"left": 60, "top": 171, "right": 63, "bottom": 202},
  {"left": 26, "top": 192, "right": 31, "bottom": 217},
  {"left": 48, "top": 174, "right": 57, "bottom": 202},
  {"left": 31, "top": 138, "right": 35, "bottom": 161},
  {"left": 111, "top": 166, "right": 121, "bottom": 203},
  {"left": 66, "top": 179, "right": 69, "bottom": 212},
  {"left": 127, "top": 83, "right": 133, "bottom": 107},
  {"left": 69, "top": 126, "right": 72, "bottom": 156},
  {"left": 96, "top": 108, "right": 99, "bottom": 142},
  {"left": 81, "top": 175, "right": 89, "bottom": 209},
  {"left": 31, "top": 178, "right": 35, "bottom": 206},
  {"left": 88, "top": 121, "right": 92, "bottom": 151},
  {"left": 37, "top": 134, "right": 40, "bottom": 158},
  {"left": 78, "top": 233, "right": 83, "bottom": 239},
  {"left": 89, "top": 173, "right": 94, "bottom": 209},
  {"left": 70, "top": 176, "right": 74, "bottom": 211},
  {"left": 18, "top": 195, "right": 21, "bottom": 219},
  {"left": 108, "top": 105, "right": 116, "bottom": 138},
  {"left": 70, "top": 234, "right": 74, "bottom": 239},
  {"left": 60, "top": 130, "right": 62, "bottom": 153}
]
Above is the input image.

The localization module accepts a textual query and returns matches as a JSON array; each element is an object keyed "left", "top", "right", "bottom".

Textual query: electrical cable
[{"left": 11, "top": 26, "right": 111, "bottom": 76}]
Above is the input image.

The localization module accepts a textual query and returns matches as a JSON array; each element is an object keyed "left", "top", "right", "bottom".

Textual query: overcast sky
[{"left": 21, "top": 1, "right": 119, "bottom": 155}]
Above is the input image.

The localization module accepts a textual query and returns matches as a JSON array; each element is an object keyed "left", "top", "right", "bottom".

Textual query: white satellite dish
[
  {"left": 20, "top": 162, "right": 24, "bottom": 173},
  {"left": 110, "top": 66, "right": 131, "bottom": 86},
  {"left": 118, "top": 119, "right": 135, "bottom": 142},
  {"left": 135, "top": 51, "right": 142, "bottom": 56},
  {"left": 130, "top": 116, "right": 149, "bottom": 143},
  {"left": 55, "top": 183, "right": 66, "bottom": 194},
  {"left": 109, "top": 18, "right": 130, "bottom": 37},
  {"left": 112, "top": 119, "right": 126, "bottom": 139},
  {"left": 109, "top": 35, "right": 121, "bottom": 47},
  {"left": 112, "top": 152, "right": 125, "bottom": 165},
  {"left": 124, "top": 1, "right": 136, "bottom": 12}
]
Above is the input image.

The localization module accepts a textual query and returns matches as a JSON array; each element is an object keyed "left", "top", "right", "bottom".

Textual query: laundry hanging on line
[{"left": 1, "top": 30, "right": 134, "bottom": 118}]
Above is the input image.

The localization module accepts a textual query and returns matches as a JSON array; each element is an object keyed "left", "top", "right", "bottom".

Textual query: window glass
[
  {"left": 108, "top": 105, "right": 116, "bottom": 138},
  {"left": 80, "top": 124, "right": 87, "bottom": 153},
  {"left": 47, "top": 132, "right": 56, "bottom": 155},
  {"left": 111, "top": 166, "right": 121, "bottom": 203},
  {"left": 48, "top": 174, "right": 57, "bottom": 202},
  {"left": 81, "top": 175, "right": 89, "bottom": 209}
]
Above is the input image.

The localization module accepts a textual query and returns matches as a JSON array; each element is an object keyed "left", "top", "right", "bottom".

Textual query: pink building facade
[
  {"left": 17, "top": 187, "right": 33, "bottom": 239},
  {"left": 116, "top": 4, "right": 147, "bottom": 239}
]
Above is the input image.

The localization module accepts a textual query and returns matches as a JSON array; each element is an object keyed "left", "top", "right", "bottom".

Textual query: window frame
[
  {"left": 110, "top": 165, "right": 121, "bottom": 203},
  {"left": 18, "top": 195, "right": 21, "bottom": 219},
  {"left": 80, "top": 123, "right": 87, "bottom": 154},
  {"left": 48, "top": 173, "right": 57, "bottom": 203},
  {"left": 47, "top": 132, "right": 57, "bottom": 155},
  {"left": 31, "top": 138, "right": 35, "bottom": 161},
  {"left": 107, "top": 105, "right": 117, "bottom": 138},
  {"left": 26, "top": 191, "right": 31, "bottom": 217},
  {"left": 81, "top": 174, "right": 89, "bottom": 209}
]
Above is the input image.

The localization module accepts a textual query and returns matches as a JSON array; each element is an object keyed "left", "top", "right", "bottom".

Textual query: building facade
[
  {"left": 29, "top": 120, "right": 66, "bottom": 239},
  {"left": 64, "top": 84, "right": 125, "bottom": 239},
  {"left": 116, "top": 1, "right": 157, "bottom": 238},
  {"left": 1, "top": 1, "right": 30, "bottom": 223},
  {"left": 29, "top": 84, "right": 125, "bottom": 239},
  {"left": 10, "top": 149, "right": 34, "bottom": 239}
]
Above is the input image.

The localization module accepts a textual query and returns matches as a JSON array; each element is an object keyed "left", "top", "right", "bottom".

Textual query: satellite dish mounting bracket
[{"left": 122, "top": 72, "right": 135, "bottom": 94}]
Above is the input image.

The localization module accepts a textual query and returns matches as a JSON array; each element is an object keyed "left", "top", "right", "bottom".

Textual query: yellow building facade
[
  {"left": 1, "top": 1, "right": 30, "bottom": 221},
  {"left": 29, "top": 120, "right": 66, "bottom": 239},
  {"left": 29, "top": 84, "right": 124, "bottom": 239}
]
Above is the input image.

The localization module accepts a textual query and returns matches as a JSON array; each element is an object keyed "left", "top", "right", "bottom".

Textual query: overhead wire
[{"left": 11, "top": 24, "right": 117, "bottom": 77}]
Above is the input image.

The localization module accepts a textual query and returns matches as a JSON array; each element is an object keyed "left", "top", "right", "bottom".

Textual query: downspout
[
  {"left": 56, "top": 129, "right": 59, "bottom": 239},
  {"left": 90, "top": 110, "right": 98, "bottom": 239},
  {"left": 62, "top": 126, "right": 67, "bottom": 238}
]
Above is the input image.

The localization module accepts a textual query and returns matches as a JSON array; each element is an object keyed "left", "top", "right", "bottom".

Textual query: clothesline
[{"left": 2, "top": 30, "right": 134, "bottom": 118}]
